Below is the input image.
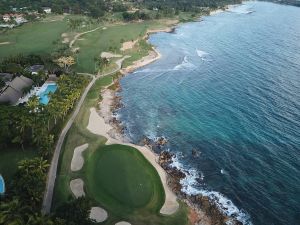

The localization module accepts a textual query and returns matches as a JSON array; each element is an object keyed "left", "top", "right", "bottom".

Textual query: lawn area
[
  {"left": 53, "top": 73, "right": 190, "bottom": 224},
  {"left": 0, "top": 148, "right": 38, "bottom": 181},
  {"left": 0, "top": 19, "right": 68, "bottom": 59},
  {"left": 74, "top": 20, "right": 175, "bottom": 73},
  {"left": 86, "top": 145, "right": 163, "bottom": 211},
  {"left": 0, "top": 14, "right": 99, "bottom": 60}
]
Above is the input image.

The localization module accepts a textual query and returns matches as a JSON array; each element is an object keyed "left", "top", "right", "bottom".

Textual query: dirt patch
[
  {"left": 89, "top": 207, "right": 108, "bottom": 223},
  {"left": 120, "top": 39, "right": 138, "bottom": 51},
  {"left": 71, "top": 143, "right": 89, "bottom": 171},
  {"left": 70, "top": 178, "right": 85, "bottom": 198}
]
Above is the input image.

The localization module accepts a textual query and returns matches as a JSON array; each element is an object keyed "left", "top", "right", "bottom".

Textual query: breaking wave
[
  {"left": 170, "top": 154, "right": 253, "bottom": 225},
  {"left": 173, "top": 56, "right": 196, "bottom": 70},
  {"left": 196, "top": 49, "right": 213, "bottom": 61}
]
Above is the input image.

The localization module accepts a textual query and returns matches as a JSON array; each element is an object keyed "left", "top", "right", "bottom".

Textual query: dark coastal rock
[
  {"left": 155, "top": 136, "right": 168, "bottom": 146},
  {"left": 157, "top": 151, "right": 243, "bottom": 225},
  {"left": 142, "top": 136, "right": 152, "bottom": 146}
]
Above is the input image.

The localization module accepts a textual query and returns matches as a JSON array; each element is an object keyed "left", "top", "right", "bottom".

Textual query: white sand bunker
[
  {"left": 62, "top": 38, "right": 70, "bottom": 44},
  {"left": 70, "top": 178, "right": 85, "bottom": 198},
  {"left": 89, "top": 207, "right": 108, "bottom": 223},
  {"left": 71, "top": 143, "right": 89, "bottom": 171},
  {"left": 72, "top": 47, "right": 80, "bottom": 53},
  {"left": 101, "top": 52, "right": 122, "bottom": 59},
  {"left": 0, "top": 42, "right": 10, "bottom": 45},
  {"left": 87, "top": 108, "right": 112, "bottom": 137},
  {"left": 115, "top": 222, "right": 131, "bottom": 225}
]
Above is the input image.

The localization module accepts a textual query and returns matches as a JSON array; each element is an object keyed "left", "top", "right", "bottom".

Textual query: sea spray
[{"left": 170, "top": 153, "right": 253, "bottom": 225}]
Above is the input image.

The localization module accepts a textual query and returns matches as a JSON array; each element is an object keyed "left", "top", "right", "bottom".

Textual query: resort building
[
  {"left": 25, "top": 65, "right": 45, "bottom": 75},
  {"left": 14, "top": 14, "right": 27, "bottom": 24},
  {"left": 2, "top": 14, "right": 11, "bottom": 22},
  {"left": 0, "top": 76, "right": 33, "bottom": 105},
  {"left": 43, "top": 7, "right": 52, "bottom": 14},
  {"left": 0, "top": 73, "right": 13, "bottom": 83}
]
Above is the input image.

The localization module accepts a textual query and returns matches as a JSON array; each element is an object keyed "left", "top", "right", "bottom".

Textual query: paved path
[
  {"left": 42, "top": 56, "right": 129, "bottom": 214},
  {"left": 69, "top": 27, "right": 101, "bottom": 48}
]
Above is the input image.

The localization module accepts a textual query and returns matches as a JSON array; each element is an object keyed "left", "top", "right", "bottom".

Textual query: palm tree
[
  {"left": 26, "top": 213, "right": 54, "bottom": 225},
  {"left": 26, "top": 96, "right": 40, "bottom": 113},
  {"left": 0, "top": 198, "right": 27, "bottom": 225}
]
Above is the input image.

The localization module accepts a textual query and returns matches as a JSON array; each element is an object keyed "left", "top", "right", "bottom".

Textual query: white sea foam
[
  {"left": 173, "top": 56, "right": 195, "bottom": 70},
  {"left": 196, "top": 49, "right": 208, "bottom": 58},
  {"left": 170, "top": 153, "right": 253, "bottom": 225},
  {"left": 228, "top": 5, "right": 254, "bottom": 14},
  {"left": 196, "top": 49, "right": 212, "bottom": 61}
]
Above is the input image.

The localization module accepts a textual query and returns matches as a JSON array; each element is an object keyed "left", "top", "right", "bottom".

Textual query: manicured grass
[
  {"left": 0, "top": 20, "right": 68, "bottom": 59},
  {"left": 85, "top": 145, "right": 164, "bottom": 211},
  {"left": 0, "top": 148, "right": 38, "bottom": 181},
  {"left": 53, "top": 74, "right": 190, "bottom": 225},
  {"left": 74, "top": 20, "right": 173, "bottom": 73}
]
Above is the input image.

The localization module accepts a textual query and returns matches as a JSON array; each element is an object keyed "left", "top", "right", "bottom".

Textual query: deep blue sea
[{"left": 117, "top": 2, "right": 300, "bottom": 224}]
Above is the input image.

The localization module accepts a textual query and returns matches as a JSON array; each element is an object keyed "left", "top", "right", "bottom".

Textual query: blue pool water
[
  {"left": 38, "top": 83, "right": 57, "bottom": 105},
  {"left": 0, "top": 175, "right": 5, "bottom": 194},
  {"left": 117, "top": 2, "right": 300, "bottom": 225}
]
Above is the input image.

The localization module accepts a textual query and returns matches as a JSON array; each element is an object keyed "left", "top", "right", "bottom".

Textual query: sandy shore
[
  {"left": 120, "top": 27, "right": 174, "bottom": 74},
  {"left": 121, "top": 49, "right": 161, "bottom": 74},
  {"left": 87, "top": 91, "right": 179, "bottom": 215}
]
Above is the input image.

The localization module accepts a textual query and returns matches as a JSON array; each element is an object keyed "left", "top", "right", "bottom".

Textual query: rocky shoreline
[
  {"left": 103, "top": 82, "right": 243, "bottom": 224},
  {"left": 100, "top": 12, "right": 245, "bottom": 225},
  {"left": 158, "top": 151, "right": 243, "bottom": 225}
]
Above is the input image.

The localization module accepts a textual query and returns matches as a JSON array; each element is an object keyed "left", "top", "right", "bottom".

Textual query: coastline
[
  {"left": 92, "top": 8, "right": 245, "bottom": 225},
  {"left": 120, "top": 27, "right": 174, "bottom": 74}
]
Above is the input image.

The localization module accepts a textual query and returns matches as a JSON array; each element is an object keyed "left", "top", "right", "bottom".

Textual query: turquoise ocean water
[{"left": 117, "top": 2, "right": 300, "bottom": 224}]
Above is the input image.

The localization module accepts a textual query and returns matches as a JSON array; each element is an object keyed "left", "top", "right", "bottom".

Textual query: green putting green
[{"left": 85, "top": 144, "right": 165, "bottom": 215}]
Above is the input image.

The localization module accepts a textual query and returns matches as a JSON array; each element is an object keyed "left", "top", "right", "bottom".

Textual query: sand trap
[
  {"left": 0, "top": 42, "right": 10, "bottom": 45},
  {"left": 72, "top": 47, "right": 80, "bottom": 53},
  {"left": 115, "top": 222, "right": 131, "bottom": 225},
  {"left": 87, "top": 108, "right": 112, "bottom": 137},
  {"left": 71, "top": 143, "right": 89, "bottom": 171},
  {"left": 87, "top": 104, "right": 179, "bottom": 215},
  {"left": 62, "top": 38, "right": 70, "bottom": 44},
  {"left": 102, "top": 27, "right": 107, "bottom": 30},
  {"left": 101, "top": 52, "right": 122, "bottom": 59},
  {"left": 70, "top": 178, "right": 85, "bottom": 198},
  {"left": 120, "top": 39, "right": 138, "bottom": 51},
  {"left": 89, "top": 207, "right": 108, "bottom": 223},
  {"left": 61, "top": 33, "right": 68, "bottom": 38}
]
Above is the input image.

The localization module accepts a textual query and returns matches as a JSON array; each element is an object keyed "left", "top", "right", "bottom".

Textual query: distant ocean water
[{"left": 117, "top": 2, "right": 300, "bottom": 225}]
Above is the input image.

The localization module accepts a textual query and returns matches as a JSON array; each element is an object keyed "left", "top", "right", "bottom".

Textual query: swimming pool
[
  {"left": 0, "top": 175, "right": 5, "bottom": 194},
  {"left": 37, "top": 83, "right": 57, "bottom": 105}
]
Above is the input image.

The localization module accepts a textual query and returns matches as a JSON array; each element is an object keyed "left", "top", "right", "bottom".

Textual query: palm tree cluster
[
  {"left": 0, "top": 158, "right": 67, "bottom": 225},
  {"left": 0, "top": 74, "right": 88, "bottom": 157},
  {"left": 0, "top": 74, "right": 89, "bottom": 224}
]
